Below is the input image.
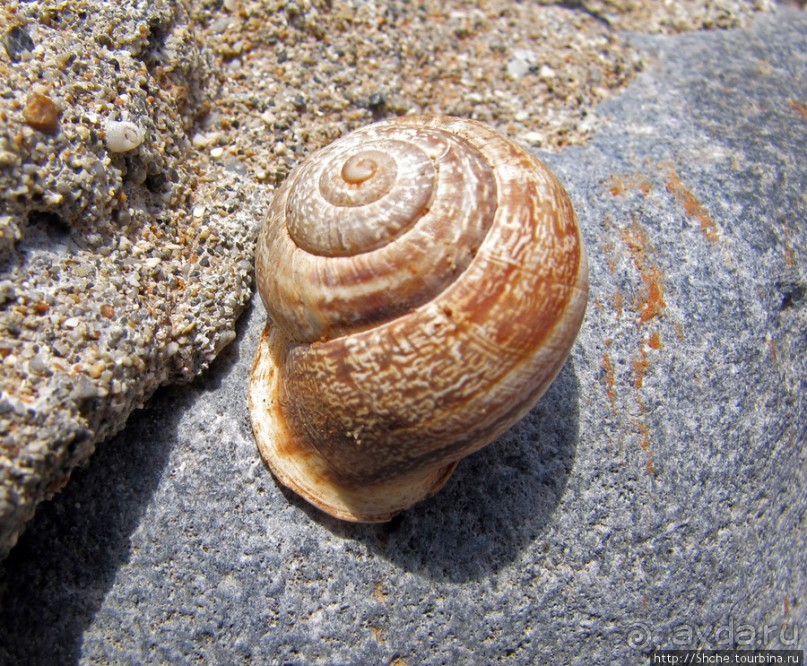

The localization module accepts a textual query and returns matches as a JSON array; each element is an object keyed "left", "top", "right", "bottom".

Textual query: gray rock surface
[
  {"left": 0, "top": 7, "right": 804, "bottom": 665},
  {"left": 0, "top": 2, "right": 255, "bottom": 556}
]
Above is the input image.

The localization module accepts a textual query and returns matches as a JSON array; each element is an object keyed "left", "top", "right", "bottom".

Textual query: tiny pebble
[
  {"left": 28, "top": 355, "right": 49, "bottom": 375},
  {"left": 522, "top": 131, "right": 545, "bottom": 146},
  {"left": 507, "top": 49, "right": 538, "bottom": 79},
  {"left": 211, "top": 18, "right": 232, "bottom": 34},
  {"left": 3, "top": 26, "right": 34, "bottom": 62},
  {"left": 87, "top": 362, "right": 106, "bottom": 379},
  {"left": 71, "top": 377, "right": 97, "bottom": 400},
  {"left": 191, "top": 131, "right": 221, "bottom": 149},
  {"left": 539, "top": 64, "right": 556, "bottom": 79},
  {"left": 23, "top": 93, "right": 60, "bottom": 134}
]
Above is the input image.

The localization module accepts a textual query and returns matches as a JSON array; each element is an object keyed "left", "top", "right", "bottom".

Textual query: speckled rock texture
[
  {"left": 0, "top": 6, "right": 803, "bottom": 664},
  {"left": 0, "top": 2, "right": 254, "bottom": 557}
]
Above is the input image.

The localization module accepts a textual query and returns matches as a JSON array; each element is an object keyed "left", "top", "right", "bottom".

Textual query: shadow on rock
[
  {"left": 0, "top": 394, "right": 179, "bottom": 665},
  {"left": 305, "top": 359, "right": 581, "bottom": 583},
  {"left": 0, "top": 306, "right": 251, "bottom": 666}
]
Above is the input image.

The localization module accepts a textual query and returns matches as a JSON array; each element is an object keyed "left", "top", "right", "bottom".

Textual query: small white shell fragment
[
  {"left": 507, "top": 48, "right": 538, "bottom": 78},
  {"left": 191, "top": 131, "right": 221, "bottom": 149},
  {"left": 105, "top": 119, "right": 145, "bottom": 153},
  {"left": 539, "top": 64, "right": 556, "bottom": 80}
]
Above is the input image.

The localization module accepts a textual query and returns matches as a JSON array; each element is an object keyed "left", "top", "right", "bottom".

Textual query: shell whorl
[
  {"left": 255, "top": 120, "right": 498, "bottom": 343},
  {"left": 251, "top": 115, "right": 588, "bottom": 520}
]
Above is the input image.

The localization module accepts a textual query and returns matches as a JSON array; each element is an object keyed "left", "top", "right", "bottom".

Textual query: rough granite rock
[
  {"left": 0, "top": 2, "right": 255, "bottom": 557},
  {"left": 0, "top": 6, "right": 802, "bottom": 665}
]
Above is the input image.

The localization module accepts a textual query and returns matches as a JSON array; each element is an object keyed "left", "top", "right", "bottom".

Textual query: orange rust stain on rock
[
  {"left": 637, "top": 425, "right": 650, "bottom": 450},
  {"left": 608, "top": 175, "right": 629, "bottom": 196},
  {"left": 784, "top": 244, "right": 796, "bottom": 268},
  {"left": 640, "top": 282, "right": 666, "bottom": 324},
  {"left": 374, "top": 581, "right": 387, "bottom": 604},
  {"left": 787, "top": 100, "right": 807, "bottom": 120},
  {"left": 666, "top": 168, "right": 719, "bottom": 242},
  {"left": 778, "top": 220, "right": 798, "bottom": 268},
  {"left": 766, "top": 334, "right": 777, "bottom": 364},
  {"left": 632, "top": 346, "right": 649, "bottom": 390},
  {"left": 601, "top": 352, "right": 616, "bottom": 409},
  {"left": 619, "top": 221, "right": 667, "bottom": 326},
  {"left": 607, "top": 173, "right": 653, "bottom": 197},
  {"left": 637, "top": 423, "right": 654, "bottom": 476},
  {"left": 613, "top": 290, "right": 624, "bottom": 318},
  {"left": 602, "top": 239, "right": 617, "bottom": 273}
]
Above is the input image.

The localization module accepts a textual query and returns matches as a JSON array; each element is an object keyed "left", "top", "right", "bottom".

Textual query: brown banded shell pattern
[
  {"left": 255, "top": 115, "right": 588, "bottom": 489},
  {"left": 257, "top": 121, "right": 498, "bottom": 342}
]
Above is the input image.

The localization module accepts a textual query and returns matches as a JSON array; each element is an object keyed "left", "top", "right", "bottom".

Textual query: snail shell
[
  {"left": 105, "top": 119, "right": 145, "bottom": 153},
  {"left": 249, "top": 115, "right": 588, "bottom": 522}
]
